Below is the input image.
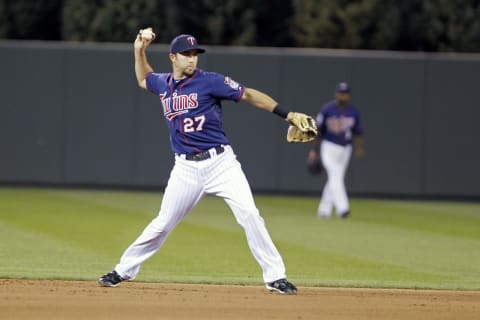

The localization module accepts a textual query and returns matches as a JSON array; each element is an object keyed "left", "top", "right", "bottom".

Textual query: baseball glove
[
  {"left": 287, "top": 125, "right": 317, "bottom": 142},
  {"left": 288, "top": 112, "right": 318, "bottom": 136},
  {"left": 306, "top": 155, "right": 323, "bottom": 175}
]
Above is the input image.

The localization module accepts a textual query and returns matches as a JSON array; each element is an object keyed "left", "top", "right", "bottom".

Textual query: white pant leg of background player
[
  {"left": 319, "top": 140, "right": 352, "bottom": 216},
  {"left": 115, "top": 159, "right": 204, "bottom": 280},
  {"left": 318, "top": 142, "right": 336, "bottom": 217},
  {"left": 204, "top": 147, "right": 286, "bottom": 283},
  {"left": 318, "top": 179, "right": 334, "bottom": 217}
]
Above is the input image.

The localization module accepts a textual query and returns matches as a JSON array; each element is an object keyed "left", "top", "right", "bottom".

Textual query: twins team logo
[
  {"left": 187, "top": 36, "right": 196, "bottom": 45},
  {"left": 159, "top": 91, "right": 199, "bottom": 120},
  {"left": 326, "top": 116, "right": 355, "bottom": 134}
]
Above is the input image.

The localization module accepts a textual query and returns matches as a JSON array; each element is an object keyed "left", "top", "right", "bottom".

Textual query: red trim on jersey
[
  {"left": 235, "top": 85, "right": 246, "bottom": 102},
  {"left": 179, "top": 70, "right": 201, "bottom": 95}
]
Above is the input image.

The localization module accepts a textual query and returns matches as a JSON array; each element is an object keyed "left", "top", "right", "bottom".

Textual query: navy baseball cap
[
  {"left": 336, "top": 82, "right": 350, "bottom": 93},
  {"left": 170, "top": 34, "right": 206, "bottom": 54}
]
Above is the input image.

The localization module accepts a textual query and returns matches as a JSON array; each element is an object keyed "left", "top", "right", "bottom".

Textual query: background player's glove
[
  {"left": 306, "top": 150, "right": 323, "bottom": 175},
  {"left": 287, "top": 125, "right": 317, "bottom": 142},
  {"left": 288, "top": 112, "right": 318, "bottom": 136}
]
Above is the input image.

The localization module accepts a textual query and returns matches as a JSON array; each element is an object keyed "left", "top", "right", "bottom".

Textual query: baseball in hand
[{"left": 140, "top": 28, "right": 155, "bottom": 41}]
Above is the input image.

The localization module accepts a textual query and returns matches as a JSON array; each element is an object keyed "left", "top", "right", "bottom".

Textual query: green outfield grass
[{"left": 0, "top": 187, "right": 479, "bottom": 290}]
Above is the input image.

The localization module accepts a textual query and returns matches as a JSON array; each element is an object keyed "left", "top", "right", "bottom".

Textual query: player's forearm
[
  {"left": 241, "top": 87, "right": 309, "bottom": 126},
  {"left": 242, "top": 88, "right": 296, "bottom": 121},
  {"left": 242, "top": 88, "right": 278, "bottom": 112},
  {"left": 134, "top": 48, "right": 154, "bottom": 88},
  {"left": 354, "top": 136, "right": 364, "bottom": 148},
  {"left": 354, "top": 136, "right": 365, "bottom": 158}
]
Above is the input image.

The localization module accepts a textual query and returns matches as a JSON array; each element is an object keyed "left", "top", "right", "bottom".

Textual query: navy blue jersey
[
  {"left": 146, "top": 69, "right": 245, "bottom": 154},
  {"left": 316, "top": 100, "right": 363, "bottom": 146}
]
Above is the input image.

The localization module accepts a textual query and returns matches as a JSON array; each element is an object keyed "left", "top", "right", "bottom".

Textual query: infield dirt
[{"left": 1, "top": 279, "right": 479, "bottom": 320}]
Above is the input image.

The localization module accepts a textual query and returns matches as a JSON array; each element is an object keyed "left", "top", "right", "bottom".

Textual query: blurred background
[{"left": 1, "top": 0, "right": 479, "bottom": 200}]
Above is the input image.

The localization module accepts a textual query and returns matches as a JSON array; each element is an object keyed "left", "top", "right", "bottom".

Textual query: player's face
[
  {"left": 335, "top": 92, "right": 350, "bottom": 105},
  {"left": 171, "top": 50, "right": 199, "bottom": 77}
]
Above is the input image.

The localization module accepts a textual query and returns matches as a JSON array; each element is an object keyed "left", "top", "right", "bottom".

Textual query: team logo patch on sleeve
[{"left": 224, "top": 76, "right": 240, "bottom": 90}]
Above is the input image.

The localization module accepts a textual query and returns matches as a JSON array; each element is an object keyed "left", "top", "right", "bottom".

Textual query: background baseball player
[
  {"left": 98, "top": 28, "right": 317, "bottom": 294},
  {"left": 308, "top": 82, "right": 365, "bottom": 219}
]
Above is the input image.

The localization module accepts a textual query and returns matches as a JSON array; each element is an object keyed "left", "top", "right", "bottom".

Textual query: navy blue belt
[{"left": 185, "top": 146, "right": 225, "bottom": 161}]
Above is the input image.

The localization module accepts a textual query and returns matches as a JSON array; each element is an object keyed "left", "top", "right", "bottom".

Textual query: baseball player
[
  {"left": 308, "top": 82, "right": 365, "bottom": 219},
  {"left": 98, "top": 29, "right": 316, "bottom": 294}
]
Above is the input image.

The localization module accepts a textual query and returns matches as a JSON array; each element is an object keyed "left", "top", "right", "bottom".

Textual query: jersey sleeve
[
  {"left": 146, "top": 72, "right": 168, "bottom": 95},
  {"left": 207, "top": 72, "right": 245, "bottom": 102}
]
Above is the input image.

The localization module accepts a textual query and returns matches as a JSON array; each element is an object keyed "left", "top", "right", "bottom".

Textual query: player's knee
[
  {"left": 149, "top": 216, "right": 175, "bottom": 234},
  {"left": 235, "top": 208, "right": 263, "bottom": 226}
]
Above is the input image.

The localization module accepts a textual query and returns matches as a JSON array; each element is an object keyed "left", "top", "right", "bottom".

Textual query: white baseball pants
[
  {"left": 318, "top": 140, "right": 352, "bottom": 217},
  {"left": 114, "top": 146, "right": 286, "bottom": 283}
]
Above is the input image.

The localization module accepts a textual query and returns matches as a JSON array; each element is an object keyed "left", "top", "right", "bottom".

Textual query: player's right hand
[{"left": 134, "top": 28, "right": 155, "bottom": 50}]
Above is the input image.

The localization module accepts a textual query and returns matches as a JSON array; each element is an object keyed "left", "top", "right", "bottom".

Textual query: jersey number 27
[{"left": 183, "top": 115, "right": 206, "bottom": 132}]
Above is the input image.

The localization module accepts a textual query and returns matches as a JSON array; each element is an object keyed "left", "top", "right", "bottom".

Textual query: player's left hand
[
  {"left": 287, "top": 112, "right": 318, "bottom": 135},
  {"left": 286, "top": 112, "right": 317, "bottom": 143},
  {"left": 308, "top": 149, "right": 319, "bottom": 160},
  {"left": 355, "top": 147, "right": 365, "bottom": 159},
  {"left": 286, "top": 125, "right": 317, "bottom": 142}
]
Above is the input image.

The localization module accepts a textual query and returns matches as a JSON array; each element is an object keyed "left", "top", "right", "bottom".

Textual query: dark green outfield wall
[{"left": 1, "top": 41, "right": 479, "bottom": 198}]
